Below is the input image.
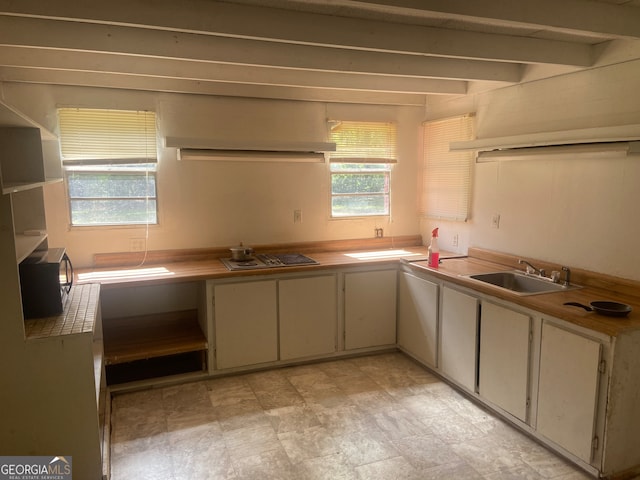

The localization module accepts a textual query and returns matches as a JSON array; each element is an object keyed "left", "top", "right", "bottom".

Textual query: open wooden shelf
[
  {"left": 0, "top": 99, "right": 57, "bottom": 141},
  {"left": 103, "top": 309, "right": 207, "bottom": 365}
]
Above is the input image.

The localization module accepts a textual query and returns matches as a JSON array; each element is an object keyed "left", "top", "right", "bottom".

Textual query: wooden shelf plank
[
  {"left": 15, "top": 233, "right": 47, "bottom": 263},
  {"left": 103, "top": 310, "right": 207, "bottom": 365}
]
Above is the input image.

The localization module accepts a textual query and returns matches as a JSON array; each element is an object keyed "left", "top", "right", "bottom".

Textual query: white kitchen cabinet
[
  {"left": 536, "top": 321, "right": 602, "bottom": 464},
  {"left": 213, "top": 279, "right": 278, "bottom": 369},
  {"left": 279, "top": 274, "right": 337, "bottom": 360},
  {"left": 344, "top": 268, "right": 397, "bottom": 350},
  {"left": 440, "top": 286, "right": 478, "bottom": 392},
  {"left": 478, "top": 301, "right": 531, "bottom": 422},
  {"left": 397, "top": 271, "right": 438, "bottom": 367}
]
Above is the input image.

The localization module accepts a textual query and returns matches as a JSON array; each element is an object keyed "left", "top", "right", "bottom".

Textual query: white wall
[
  {"left": 7, "top": 58, "right": 640, "bottom": 279},
  {"left": 421, "top": 59, "right": 640, "bottom": 280},
  {"left": 2, "top": 84, "right": 424, "bottom": 267}
]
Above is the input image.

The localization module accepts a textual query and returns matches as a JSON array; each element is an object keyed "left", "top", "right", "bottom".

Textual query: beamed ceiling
[{"left": 1, "top": 0, "right": 640, "bottom": 105}]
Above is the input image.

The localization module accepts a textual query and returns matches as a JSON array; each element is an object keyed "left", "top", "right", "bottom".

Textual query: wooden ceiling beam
[
  {"left": 0, "top": 0, "right": 594, "bottom": 66},
  {"left": 0, "top": 46, "right": 468, "bottom": 95},
  {"left": 344, "top": 0, "right": 640, "bottom": 40},
  {"left": 0, "top": 67, "right": 430, "bottom": 105},
  {"left": 0, "top": 16, "right": 522, "bottom": 83}
]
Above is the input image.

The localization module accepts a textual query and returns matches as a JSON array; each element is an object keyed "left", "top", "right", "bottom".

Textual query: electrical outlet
[
  {"left": 491, "top": 213, "right": 501, "bottom": 229},
  {"left": 130, "top": 238, "right": 146, "bottom": 252},
  {"left": 452, "top": 233, "right": 459, "bottom": 247},
  {"left": 293, "top": 209, "right": 302, "bottom": 223}
]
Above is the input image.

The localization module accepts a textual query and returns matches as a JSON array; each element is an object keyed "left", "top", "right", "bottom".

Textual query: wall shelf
[
  {"left": 0, "top": 99, "right": 56, "bottom": 141},
  {"left": 0, "top": 117, "right": 103, "bottom": 479},
  {"left": 3, "top": 182, "right": 40, "bottom": 195},
  {"left": 0, "top": 128, "right": 46, "bottom": 193},
  {"left": 6, "top": 178, "right": 66, "bottom": 197},
  {"left": 15, "top": 233, "right": 47, "bottom": 263}
]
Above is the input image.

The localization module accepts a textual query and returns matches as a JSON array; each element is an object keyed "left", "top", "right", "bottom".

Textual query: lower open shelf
[
  {"left": 103, "top": 309, "right": 207, "bottom": 384},
  {"left": 105, "top": 351, "right": 206, "bottom": 384}
]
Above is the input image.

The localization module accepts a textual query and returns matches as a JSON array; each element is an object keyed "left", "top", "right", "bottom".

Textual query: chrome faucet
[
  {"left": 561, "top": 266, "right": 571, "bottom": 287},
  {"left": 518, "top": 259, "right": 546, "bottom": 277}
]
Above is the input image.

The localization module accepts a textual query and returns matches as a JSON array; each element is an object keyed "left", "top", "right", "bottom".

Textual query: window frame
[
  {"left": 329, "top": 162, "right": 392, "bottom": 218},
  {"left": 58, "top": 108, "right": 159, "bottom": 227},
  {"left": 328, "top": 121, "right": 397, "bottom": 219},
  {"left": 64, "top": 163, "right": 158, "bottom": 227}
]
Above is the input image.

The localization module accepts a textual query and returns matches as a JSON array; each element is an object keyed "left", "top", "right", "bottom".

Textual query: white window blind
[
  {"left": 58, "top": 108, "right": 157, "bottom": 164},
  {"left": 421, "top": 114, "right": 474, "bottom": 221},
  {"left": 329, "top": 121, "right": 397, "bottom": 163}
]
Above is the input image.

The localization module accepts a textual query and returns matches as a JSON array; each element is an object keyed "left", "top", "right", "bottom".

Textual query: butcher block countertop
[
  {"left": 405, "top": 248, "right": 640, "bottom": 338},
  {"left": 75, "top": 236, "right": 429, "bottom": 286},
  {"left": 76, "top": 237, "right": 640, "bottom": 338}
]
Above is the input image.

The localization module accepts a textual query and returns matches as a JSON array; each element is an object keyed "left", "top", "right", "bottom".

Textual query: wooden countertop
[
  {"left": 76, "top": 241, "right": 640, "bottom": 338},
  {"left": 75, "top": 245, "right": 430, "bottom": 287},
  {"left": 404, "top": 254, "right": 640, "bottom": 338}
]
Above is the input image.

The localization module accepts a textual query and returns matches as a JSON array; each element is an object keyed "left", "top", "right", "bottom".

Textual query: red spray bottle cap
[{"left": 432, "top": 227, "right": 439, "bottom": 238}]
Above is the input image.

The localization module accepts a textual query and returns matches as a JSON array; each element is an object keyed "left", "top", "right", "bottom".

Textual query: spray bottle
[{"left": 428, "top": 227, "right": 439, "bottom": 268}]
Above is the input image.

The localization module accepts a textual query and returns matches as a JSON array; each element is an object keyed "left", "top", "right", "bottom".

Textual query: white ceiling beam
[
  {"left": 0, "top": 0, "right": 594, "bottom": 66},
  {"left": 0, "top": 67, "right": 429, "bottom": 105},
  {"left": 0, "top": 16, "right": 521, "bottom": 83},
  {"left": 0, "top": 46, "right": 467, "bottom": 95},
  {"left": 343, "top": 0, "right": 640, "bottom": 40}
]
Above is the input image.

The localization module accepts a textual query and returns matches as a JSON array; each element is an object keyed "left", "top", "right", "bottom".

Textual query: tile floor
[{"left": 110, "top": 352, "right": 593, "bottom": 480}]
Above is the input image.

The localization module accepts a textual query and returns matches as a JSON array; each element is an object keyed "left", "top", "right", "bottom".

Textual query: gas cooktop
[{"left": 220, "top": 253, "right": 319, "bottom": 271}]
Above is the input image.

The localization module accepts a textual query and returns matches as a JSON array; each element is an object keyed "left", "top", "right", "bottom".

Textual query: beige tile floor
[{"left": 110, "top": 353, "right": 594, "bottom": 480}]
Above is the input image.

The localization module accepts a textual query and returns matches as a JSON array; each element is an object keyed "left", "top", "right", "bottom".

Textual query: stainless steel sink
[{"left": 463, "top": 271, "right": 582, "bottom": 296}]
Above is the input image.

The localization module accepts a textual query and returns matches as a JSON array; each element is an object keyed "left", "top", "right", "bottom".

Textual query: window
[
  {"left": 58, "top": 108, "right": 158, "bottom": 226},
  {"left": 421, "top": 114, "right": 474, "bottom": 221},
  {"left": 329, "top": 121, "right": 397, "bottom": 217}
]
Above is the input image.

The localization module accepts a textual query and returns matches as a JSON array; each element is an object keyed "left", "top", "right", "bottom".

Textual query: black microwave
[{"left": 19, "top": 248, "right": 74, "bottom": 319}]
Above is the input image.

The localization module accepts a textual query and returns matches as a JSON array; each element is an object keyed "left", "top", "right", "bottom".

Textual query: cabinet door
[
  {"left": 479, "top": 302, "right": 531, "bottom": 422},
  {"left": 536, "top": 322, "right": 602, "bottom": 463},
  {"left": 397, "top": 272, "right": 438, "bottom": 367},
  {"left": 279, "top": 275, "right": 337, "bottom": 360},
  {"left": 344, "top": 269, "right": 397, "bottom": 350},
  {"left": 441, "top": 286, "right": 478, "bottom": 392},
  {"left": 213, "top": 280, "right": 278, "bottom": 369}
]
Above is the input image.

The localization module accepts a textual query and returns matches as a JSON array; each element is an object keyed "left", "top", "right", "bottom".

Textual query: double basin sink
[{"left": 464, "top": 270, "right": 581, "bottom": 296}]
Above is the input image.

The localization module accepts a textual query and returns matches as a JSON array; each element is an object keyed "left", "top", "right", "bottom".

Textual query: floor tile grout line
[{"left": 110, "top": 352, "right": 592, "bottom": 480}]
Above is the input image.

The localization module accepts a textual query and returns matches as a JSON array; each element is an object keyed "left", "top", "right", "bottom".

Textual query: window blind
[
  {"left": 421, "top": 114, "right": 474, "bottom": 221},
  {"left": 58, "top": 108, "right": 157, "bottom": 164},
  {"left": 329, "top": 121, "right": 397, "bottom": 163}
]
